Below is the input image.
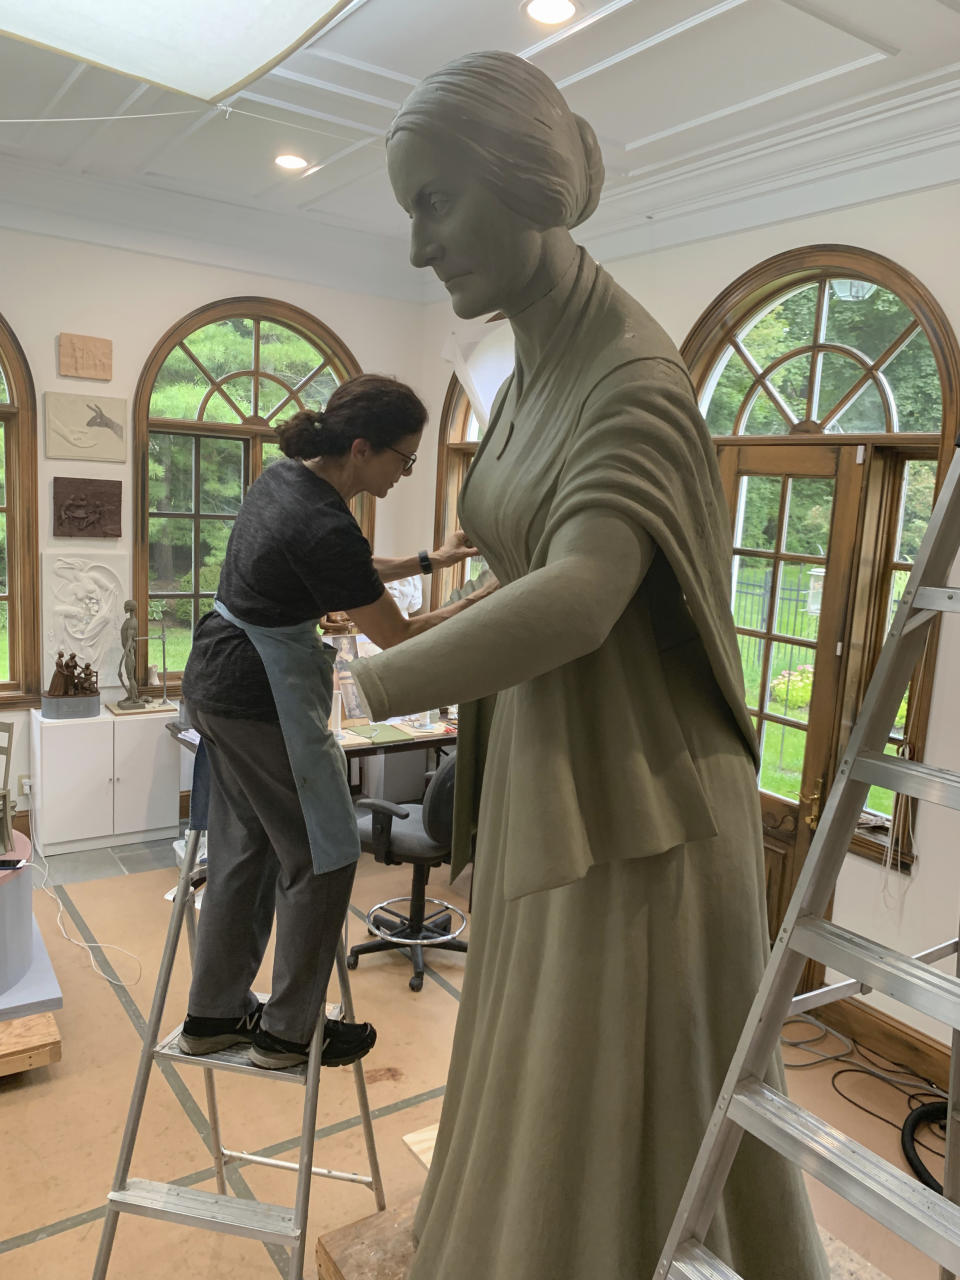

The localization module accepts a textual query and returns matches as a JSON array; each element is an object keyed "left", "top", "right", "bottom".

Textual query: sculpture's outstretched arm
[{"left": 353, "top": 510, "right": 653, "bottom": 721}]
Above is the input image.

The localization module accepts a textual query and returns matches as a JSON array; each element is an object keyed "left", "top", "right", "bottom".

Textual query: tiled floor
[{"left": 0, "top": 838, "right": 947, "bottom": 1279}]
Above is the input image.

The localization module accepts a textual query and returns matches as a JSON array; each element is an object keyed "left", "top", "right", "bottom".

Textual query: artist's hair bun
[{"left": 276, "top": 410, "right": 326, "bottom": 459}]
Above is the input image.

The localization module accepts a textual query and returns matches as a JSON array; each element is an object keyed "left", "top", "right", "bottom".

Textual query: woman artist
[{"left": 179, "top": 373, "right": 482, "bottom": 1070}]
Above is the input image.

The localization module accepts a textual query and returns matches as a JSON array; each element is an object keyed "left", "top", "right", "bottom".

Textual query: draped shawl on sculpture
[{"left": 450, "top": 251, "right": 758, "bottom": 895}]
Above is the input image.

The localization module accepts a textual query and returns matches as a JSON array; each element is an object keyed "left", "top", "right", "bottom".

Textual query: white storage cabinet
[{"left": 30, "top": 710, "right": 180, "bottom": 856}]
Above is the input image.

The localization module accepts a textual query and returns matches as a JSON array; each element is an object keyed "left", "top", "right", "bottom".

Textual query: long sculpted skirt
[{"left": 409, "top": 641, "right": 830, "bottom": 1280}]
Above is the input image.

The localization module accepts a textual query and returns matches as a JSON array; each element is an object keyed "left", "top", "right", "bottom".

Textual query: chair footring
[{"left": 364, "top": 895, "right": 466, "bottom": 946}]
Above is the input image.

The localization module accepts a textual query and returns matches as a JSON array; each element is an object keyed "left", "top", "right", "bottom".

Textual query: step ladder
[
  {"left": 655, "top": 440, "right": 960, "bottom": 1280},
  {"left": 92, "top": 804, "right": 385, "bottom": 1280}
]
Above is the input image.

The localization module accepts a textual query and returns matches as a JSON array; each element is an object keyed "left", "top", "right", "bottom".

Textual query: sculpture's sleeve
[{"left": 352, "top": 510, "right": 655, "bottom": 722}]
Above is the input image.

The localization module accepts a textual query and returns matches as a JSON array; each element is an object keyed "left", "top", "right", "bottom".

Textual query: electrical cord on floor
[
  {"left": 781, "top": 1014, "right": 947, "bottom": 1190},
  {"left": 781, "top": 1012, "right": 854, "bottom": 1066},
  {"left": 29, "top": 841, "right": 143, "bottom": 988}
]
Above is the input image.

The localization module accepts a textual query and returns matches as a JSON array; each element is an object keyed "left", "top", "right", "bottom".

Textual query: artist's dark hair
[{"left": 275, "top": 373, "right": 427, "bottom": 461}]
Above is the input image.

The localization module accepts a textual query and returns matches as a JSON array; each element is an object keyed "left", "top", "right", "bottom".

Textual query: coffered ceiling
[{"left": 0, "top": 0, "right": 959, "bottom": 300}]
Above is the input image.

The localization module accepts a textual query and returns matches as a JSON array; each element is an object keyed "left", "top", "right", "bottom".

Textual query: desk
[
  {"left": 166, "top": 719, "right": 456, "bottom": 758},
  {"left": 336, "top": 721, "right": 457, "bottom": 758},
  {"left": 166, "top": 719, "right": 457, "bottom": 801}
]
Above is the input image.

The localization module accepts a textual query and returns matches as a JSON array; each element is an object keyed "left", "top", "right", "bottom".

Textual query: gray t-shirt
[{"left": 182, "top": 459, "right": 383, "bottom": 721}]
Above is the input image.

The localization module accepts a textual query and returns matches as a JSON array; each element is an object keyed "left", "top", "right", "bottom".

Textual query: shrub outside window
[
  {"left": 135, "top": 299, "right": 364, "bottom": 683},
  {"left": 0, "top": 314, "right": 39, "bottom": 704},
  {"left": 685, "top": 246, "right": 960, "bottom": 878}
]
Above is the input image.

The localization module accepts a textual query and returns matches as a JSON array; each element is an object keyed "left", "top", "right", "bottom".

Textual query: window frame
[
  {"left": 683, "top": 245, "right": 960, "bottom": 869},
  {"left": 431, "top": 373, "right": 480, "bottom": 609},
  {"left": 0, "top": 311, "right": 40, "bottom": 707},
  {"left": 133, "top": 297, "right": 365, "bottom": 693}
]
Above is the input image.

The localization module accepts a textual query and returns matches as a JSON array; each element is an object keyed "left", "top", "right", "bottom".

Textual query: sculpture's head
[
  {"left": 386, "top": 50, "right": 603, "bottom": 319},
  {"left": 124, "top": 599, "right": 136, "bottom": 614}
]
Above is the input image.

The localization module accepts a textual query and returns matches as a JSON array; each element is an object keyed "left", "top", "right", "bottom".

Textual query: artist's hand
[
  {"left": 319, "top": 612, "right": 354, "bottom": 635},
  {"left": 434, "top": 529, "right": 479, "bottom": 567}
]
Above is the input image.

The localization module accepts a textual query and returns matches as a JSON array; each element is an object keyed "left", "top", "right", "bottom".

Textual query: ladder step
[
  {"left": 728, "top": 1081, "right": 960, "bottom": 1272},
  {"left": 108, "top": 1178, "right": 298, "bottom": 1245},
  {"left": 154, "top": 998, "right": 344, "bottom": 1083},
  {"left": 850, "top": 751, "right": 960, "bottom": 809},
  {"left": 668, "top": 1241, "right": 742, "bottom": 1278},
  {"left": 914, "top": 586, "right": 960, "bottom": 613},
  {"left": 154, "top": 1028, "right": 308, "bottom": 1082},
  {"left": 790, "top": 916, "right": 960, "bottom": 1029}
]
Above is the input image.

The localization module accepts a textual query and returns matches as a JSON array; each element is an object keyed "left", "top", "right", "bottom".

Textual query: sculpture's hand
[
  {"left": 464, "top": 576, "right": 500, "bottom": 603},
  {"left": 434, "top": 529, "right": 479, "bottom": 567}
]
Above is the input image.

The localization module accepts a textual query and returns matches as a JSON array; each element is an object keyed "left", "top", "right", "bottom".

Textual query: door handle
[{"left": 799, "top": 779, "right": 822, "bottom": 830}]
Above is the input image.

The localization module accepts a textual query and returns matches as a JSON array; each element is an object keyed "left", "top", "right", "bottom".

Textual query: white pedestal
[
  {"left": 0, "top": 831, "right": 32, "bottom": 995},
  {"left": 0, "top": 919, "right": 63, "bottom": 1024}
]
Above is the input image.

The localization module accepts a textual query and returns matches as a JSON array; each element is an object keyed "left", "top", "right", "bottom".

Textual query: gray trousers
[{"left": 185, "top": 705, "right": 356, "bottom": 1044}]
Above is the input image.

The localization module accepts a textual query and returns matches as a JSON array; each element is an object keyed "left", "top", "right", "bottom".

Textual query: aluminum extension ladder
[
  {"left": 656, "top": 438, "right": 960, "bottom": 1280},
  {"left": 91, "top": 819, "right": 385, "bottom": 1280}
]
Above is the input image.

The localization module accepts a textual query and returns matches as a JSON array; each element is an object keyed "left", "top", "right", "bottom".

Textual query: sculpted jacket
[{"left": 353, "top": 249, "right": 757, "bottom": 900}]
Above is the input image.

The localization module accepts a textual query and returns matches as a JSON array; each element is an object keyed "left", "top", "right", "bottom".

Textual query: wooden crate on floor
[
  {"left": 0, "top": 1012, "right": 61, "bottom": 1076},
  {"left": 316, "top": 1199, "right": 417, "bottom": 1280}
]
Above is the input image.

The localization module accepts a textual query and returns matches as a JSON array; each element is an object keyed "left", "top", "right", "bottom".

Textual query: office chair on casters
[{"left": 347, "top": 749, "right": 467, "bottom": 992}]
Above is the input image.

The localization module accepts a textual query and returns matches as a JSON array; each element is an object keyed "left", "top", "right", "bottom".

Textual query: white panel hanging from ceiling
[{"left": 0, "top": 0, "right": 353, "bottom": 101}]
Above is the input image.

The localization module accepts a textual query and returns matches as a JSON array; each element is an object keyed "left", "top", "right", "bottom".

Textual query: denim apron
[{"left": 213, "top": 598, "right": 360, "bottom": 875}]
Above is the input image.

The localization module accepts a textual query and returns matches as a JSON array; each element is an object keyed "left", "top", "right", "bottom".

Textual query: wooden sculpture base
[
  {"left": 316, "top": 1199, "right": 417, "bottom": 1280},
  {"left": 0, "top": 1012, "right": 61, "bottom": 1077}
]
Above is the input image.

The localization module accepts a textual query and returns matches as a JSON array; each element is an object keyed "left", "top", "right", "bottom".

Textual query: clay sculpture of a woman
[{"left": 351, "top": 51, "right": 830, "bottom": 1280}]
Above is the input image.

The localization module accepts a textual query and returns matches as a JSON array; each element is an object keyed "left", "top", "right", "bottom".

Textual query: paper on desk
[
  {"left": 349, "top": 723, "right": 413, "bottom": 744},
  {"left": 382, "top": 715, "right": 456, "bottom": 738}
]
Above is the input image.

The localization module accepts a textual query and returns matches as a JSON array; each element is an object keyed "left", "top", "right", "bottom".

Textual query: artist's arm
[
  {"left": 372, "top": 529, "right": 478, "bottom": 583},
  {"left": 352, "top": 511, "right": 654, "bottom": 721},
  {"left": 345, "top": 573, "right": 494, "bottom": 649}
]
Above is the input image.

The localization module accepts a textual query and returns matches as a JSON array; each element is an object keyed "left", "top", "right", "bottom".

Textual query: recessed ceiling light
[
  {"left": 525, "top": 0, "right": 576, "bottom": 24},
  {"left": 275, "top": 154, "right": 308, "bottom": 170}
]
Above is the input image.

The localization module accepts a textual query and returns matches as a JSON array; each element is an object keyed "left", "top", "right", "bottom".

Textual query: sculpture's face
[{"left": 387, "top": 130, "right": 549, "bottom": 320}]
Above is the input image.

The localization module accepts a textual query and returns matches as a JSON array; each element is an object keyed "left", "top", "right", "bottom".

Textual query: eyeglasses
[{"left": 386, "top": 445, "right": 417, "bottom": 475}]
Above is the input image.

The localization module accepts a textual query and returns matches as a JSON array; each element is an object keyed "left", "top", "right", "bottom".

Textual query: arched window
[
  {"left": 683, "top": 246, "right": 960, "bottom": 924},
  {"left": 0, "top": 313, "right": 39, "bottom": 703},
  {"left": 134, "top": 298, "right": 364, "bottom": 682},
  {"left": 432, "top": 374, "right": 485, "bottom": 608}
]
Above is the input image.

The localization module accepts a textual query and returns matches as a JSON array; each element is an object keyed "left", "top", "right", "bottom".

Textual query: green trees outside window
[
  {"left": 686, "top": 249, "right": 958, "bottom": 867},
  {"left": 703, "top": 277, "right": 942, "bottom": 438},
  {"left": 140, "top": 302, "right": 362, "bottom": 677}
]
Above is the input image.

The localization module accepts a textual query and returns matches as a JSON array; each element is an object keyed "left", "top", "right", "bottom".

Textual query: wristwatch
[{"left": 418, "top": 549, "right": 433, "bottom": 575}]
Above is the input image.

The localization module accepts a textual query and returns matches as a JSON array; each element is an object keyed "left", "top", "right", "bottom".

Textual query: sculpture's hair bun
[
  {"left": 388, "top": 51, "right": 606, "bottom": 233},
  {"left": 571, "top": 115, "right": 604, "bottom": 228}
]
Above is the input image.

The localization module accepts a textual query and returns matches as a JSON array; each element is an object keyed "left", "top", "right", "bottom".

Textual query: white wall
[
  {"left": 1, "top": 225, "right": 434, "bottom": 810},
  {"left": 383, "top": 180, "right": 960, "bottom": 1043}
]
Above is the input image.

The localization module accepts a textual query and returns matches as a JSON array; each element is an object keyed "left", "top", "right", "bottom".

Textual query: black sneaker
[
  {"left": 179, "top": 1002, "right": 262, "bottom": 1055},
  {"left": 249, "top": 1019, "right": 377, "bottom": 1071}
]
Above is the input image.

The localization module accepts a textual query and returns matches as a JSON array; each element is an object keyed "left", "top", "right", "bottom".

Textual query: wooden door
[{"left": 716, "top": 443, "right": 864, "bottom": 940}]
